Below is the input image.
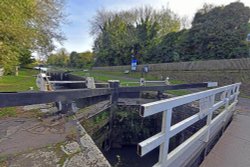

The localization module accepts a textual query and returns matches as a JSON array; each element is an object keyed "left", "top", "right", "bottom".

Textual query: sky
[{"left": 58, "top": 0, "right": 250, "bottom": 53}]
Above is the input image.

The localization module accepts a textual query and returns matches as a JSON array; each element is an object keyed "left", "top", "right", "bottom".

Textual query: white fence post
[
  {"left": 204, "top": 95, "right": 215, "bottom": 142},
  {"left": 223, "top": 90, "right": 231, "bottom": 123},
  {"left": 165, "top": 77, "right": 170, "bottom": 85},
  {"left": 158, "top": 109, "right": 172, "bottom": 166}
]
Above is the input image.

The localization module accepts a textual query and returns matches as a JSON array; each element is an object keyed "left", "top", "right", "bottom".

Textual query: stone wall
[{"left": 93, "top": 58, "right": 250, "bottom": 71}]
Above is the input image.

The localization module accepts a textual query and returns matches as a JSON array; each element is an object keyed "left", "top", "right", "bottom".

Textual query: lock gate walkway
[{"left": 200, "top": 98, "right": 250, "bottom": 167}]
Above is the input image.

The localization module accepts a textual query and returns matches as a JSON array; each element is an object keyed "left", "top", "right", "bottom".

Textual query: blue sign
[{"left": 131, "top": 59, "right": 137, "bottom": 71}]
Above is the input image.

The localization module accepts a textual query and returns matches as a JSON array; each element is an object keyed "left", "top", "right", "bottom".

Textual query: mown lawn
[
  {"left": 0, "top": 68, "right": 38, "bottom": 92},
  {"left": 72, "top": 70, "right": 191, "bottom": 96},
  {"left": 0, "top": 68, "right": 39, "bottom": 118},
  {"left": 72, "top": 70, "right": 186, "bottom": 86}
]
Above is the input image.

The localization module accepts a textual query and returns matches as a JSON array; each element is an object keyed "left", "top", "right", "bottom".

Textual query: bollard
[
  {"left": 140, "top": 78, "right": 145, "bottom": 86},
  {"left": 15, "top": 66, "right": 19, "bottom": 76},
  {"left": 86, "top": 77, "right": 96, "bottom": 89},
  {"left": 165, "top": 77, "right": 170, "bottom": 85}
]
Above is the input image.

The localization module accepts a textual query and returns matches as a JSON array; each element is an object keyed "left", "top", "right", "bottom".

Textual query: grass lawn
[
  {"left": 72, "top": 70, "right": 186, "bottom": 86},
  {"left": 0, "top": 107, "right": 17, "bottom": 118},
  {"left": 166, "top": 89, "right": 191, "bottom": 96},
  {"left": 0, "top": 68, "right": 38, "bottom": 92},
  {"left": 72, "top": 71, "right": 141, "bottom": 86},
  {"left": 71, "top": 70, "right": 191, "bottom": 96},
  {"left": 0, "top": 68, "right": 39, "bottom": 118}
]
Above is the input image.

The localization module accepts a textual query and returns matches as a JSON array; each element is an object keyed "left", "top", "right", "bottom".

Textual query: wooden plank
[
  {"left": 0, "top": 88, "right": 111, "bottom": 108},
  {"left": 158, "top": 109, "right": 172, "bottom": 165},
  {"left": 0, "top": 82, "right": 218, "bottom": 108},
  {"left": 170, "top": 114, "right": 200, "bottom": 138},
  {"left": 138, "top": 132, "right": 165, "bottom": 156},
  {"left": 118, "top": 83, "right": 210, "bottom": 93},
  {"left": 49, "top": 81, "right": 86, "bottom": 84}
]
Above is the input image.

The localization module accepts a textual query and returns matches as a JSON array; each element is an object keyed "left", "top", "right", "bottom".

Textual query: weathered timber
[
  {"left": 0, "top": 82, "right": 214, "bottom": 108},
  {"left": 0, "top": 88, "right": 111, "bottom": 108},
  {"left": 118, "top": 83, "right": 209, "bottom": 93}
]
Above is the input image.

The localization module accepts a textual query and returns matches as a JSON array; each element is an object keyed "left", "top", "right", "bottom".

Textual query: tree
[
  {"left": 148, "top": 29, "right": 188, "bottom": 63},
  {"left": 47, "top": 48, "right": 69, "bottom": 67},
  {"left": 69, "top": 51, "right": 94, "bottom": 68},
  {"left": 69, "top": 51, "right": 79, "bottom": 67},
  {"left": 150, "top": 2, "right": 250, "bottom": 63},
  {"left": 18, "top": 48, "right": 35, "bottom": 66},
  {"left": 91, "top": 6, "right": 181, "bottom": 66},
  {"left": 183, "top": 2, "right": 250, "bottom": 60},
  {"left": 0, "top": 0, "right": 66, "bottom": 74}
]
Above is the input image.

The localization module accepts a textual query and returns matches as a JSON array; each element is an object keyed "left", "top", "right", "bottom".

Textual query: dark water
[{"left": 103, "top": 146, "right": 159, "bottom": 167}]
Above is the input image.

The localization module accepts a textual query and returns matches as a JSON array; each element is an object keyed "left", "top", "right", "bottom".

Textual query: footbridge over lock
[
  {"left": 0, "top": 77, "right": 243, "bottom": 167},
  {"left": 138, "top": 83, "right": 241, "bottom": 167}
]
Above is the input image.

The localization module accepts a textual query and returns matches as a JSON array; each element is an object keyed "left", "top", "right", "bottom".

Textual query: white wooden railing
[{"left": 138, "top": 83, "right": 241, "bottom": 167}]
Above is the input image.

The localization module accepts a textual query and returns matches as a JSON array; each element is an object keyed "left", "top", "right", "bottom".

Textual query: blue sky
[{"left": 59, "top": 0, "right": 250, "bottom": 53}]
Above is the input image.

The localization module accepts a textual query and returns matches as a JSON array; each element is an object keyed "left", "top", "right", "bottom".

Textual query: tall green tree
[
  {"left": 91, "top": 6, "right": 181, "bottom": 66},
  {"left": 18, "top": 48, "right": 35, "bottom": 66},
  {"left": 148, "top": 2, "right": 250, "bottom": 63},
  {"left": 0, "top": 0, "right": 66, "bottom": 74},
  {"left": 69, "top": 51, "right": 79, "bottom": 67},
  {"left": 69, "top": 51, "right": 93, "bottom": 68},
  {"left": 47, "top": 48, "right": 69, "bottom": 67},
  {"left": 183, "top": 2, "right": 250, "bottom": 60}
]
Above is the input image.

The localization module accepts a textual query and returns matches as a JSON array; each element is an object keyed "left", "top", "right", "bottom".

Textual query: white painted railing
[{"left": 138, "top": 83, "right": 241, "bottom": 167}]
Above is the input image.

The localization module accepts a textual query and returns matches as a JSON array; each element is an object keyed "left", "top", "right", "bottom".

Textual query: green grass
[
  {"left": 72, "top": 69, "right": 192, "bottom": 97},
  {"left": 0, "top": 68, "right": 39, "bottom": 118},
  {"left": 166, "top": 90, "right": 191, "bottom": 96},
  {"left": 0, "top": 155, "right": 7, "bottom": 167},
  {"left": 54, "top": 142, "right": 70, "bottom": 167},
  {"left": 0, "top": 68, "right": 38, "bottom": 92},
  {"left": 71, "top": 70, "right": 186, "bottom": 86},
  {"left": 0, "top": 107, "right": 17, "bottom": 118},
  {"left": 72, "top": 71, "right": 141, "bottom": 86}
]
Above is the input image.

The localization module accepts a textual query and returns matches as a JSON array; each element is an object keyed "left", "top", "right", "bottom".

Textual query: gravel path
[{"left": 236, "top": 97, "right": 250, "bottom": 115}]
